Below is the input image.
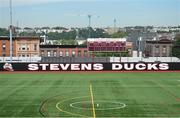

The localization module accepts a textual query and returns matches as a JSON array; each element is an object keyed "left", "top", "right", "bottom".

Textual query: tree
[
  {"left": 0, "top": 28, "right": 9, "bottom": 36},
  {"left": 19, "top": 31, "right": 39, "bottom": 36},
  {"left": 60, "top": 39, "right": 76, "bottom": 45},
  {"left": 111, "top": 31, "right": 127, "bottom": 38},
  {"left": 172, "top": 34, "right": 180, "bottom": 58}
]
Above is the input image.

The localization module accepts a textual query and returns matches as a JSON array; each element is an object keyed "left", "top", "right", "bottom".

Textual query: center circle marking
[{"left": 69, "top": 101, "right": 126, "bottom": 110}]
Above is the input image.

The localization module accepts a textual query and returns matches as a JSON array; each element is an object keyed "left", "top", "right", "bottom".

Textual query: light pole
[
  {"left": 88, "top": 15, "right": 91, "bottom": 38},
  {"left": 9, "top": 0, "right": 13, "bottom": 62},
  {"left": 156, "top": 37, "right": 158, "bottom": 62},
  {"left": 171, "top": 38, "right": 173, "bottom": 62},
  {"left": 138, "top": 37, "right": 142, "bottom": 61}
]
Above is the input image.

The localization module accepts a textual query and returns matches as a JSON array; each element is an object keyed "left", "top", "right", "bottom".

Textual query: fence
[
  {"left": 41, "top": 57, "right": 110, "bottom": 63},
  {"left": 0, "top": 57, "right": 41, "bottom": 63},
  {"left": 1, "top": 63, "right": 180, "bottom": 71},
  {"left": 110, "top": 57, "right": 180, "bottom": 62},
  {"left": 0, "top": 57, "right": 180, "bottom": 63}
]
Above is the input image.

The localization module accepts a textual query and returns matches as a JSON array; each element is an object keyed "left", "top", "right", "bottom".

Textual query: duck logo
[{"left": 3, "top": 63, "right": 14, "bottom": 71}]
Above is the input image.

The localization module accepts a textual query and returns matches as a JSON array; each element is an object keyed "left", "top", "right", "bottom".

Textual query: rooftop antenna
[{"left": 9, "top": 0, "right": 13, "bottom": 62}]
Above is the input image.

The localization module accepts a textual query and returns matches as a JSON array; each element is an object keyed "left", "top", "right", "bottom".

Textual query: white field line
[{"left": 90, "top": 83, "right": 96, "bottom": 118}]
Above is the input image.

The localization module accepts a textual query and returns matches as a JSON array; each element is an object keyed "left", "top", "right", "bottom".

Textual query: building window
[
  {"left": 22, "top": 54, "right": 25, "bottom": 57},
  {"left": 34, "top": 44, "right": 37, "bottom": 51},
  {"left": 65, "top": 50, "right": 69, "bottom": 57},
  {"left": 162, "top": 46, "right": 167, "bottom": 57},
  {"left": 155, "top": 45, "right": 159, "bottom": 53},
  {"left": 53, "top": 51, "right": 57, "bottom": 57},
  {"left": 78, "top": 50, "right": 81, "bottom": 57},
  {"left": 22, "top": 45, "right": 26, "bottom": 51},
  {"left": 27, "top": 45, "right": 30, "bottom": 51},
  {"left": 2, "top": 54, "right": 6, "bottom": 57},
  {"left": 27, "top": 55, "right": 29, "bottom": 57},
  {"left": 41, "top": 51, "right": 44, "bottom": 56},
  {"left": 47, "top": 51, "right": 51, "bottom": 57},
  {"left": 84, "top": 50, "right": 87, "bottom": 57},
  {"left": 72, "top": 50, "right": 76, "bottom": 57},
  {"left": 2, "top": 44, "right": 6, "bottom": 51},
  {"left": 59, "top": 51, "right": 63, "bottom": 57},
  {"left": 162, "top": 46, "right": 167, "bottom": 53}
]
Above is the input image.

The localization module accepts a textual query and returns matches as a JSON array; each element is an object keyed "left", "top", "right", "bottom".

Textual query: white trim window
[
  {"left": 47, "top": 51, "right": 51, "bottom": 57},
  {"left": 59, "top": 51, "right": 63, "bottom": 57},
  {"left": 65, "top": 51, "right": 69, "bottom": 57},
  {"left": 72, "top": 50, "right": 76, "bottom": 57}
]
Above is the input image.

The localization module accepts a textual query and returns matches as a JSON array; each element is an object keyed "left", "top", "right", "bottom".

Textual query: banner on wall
[{"left": 0, "top": 63, "right": 180, "bottom": 71}]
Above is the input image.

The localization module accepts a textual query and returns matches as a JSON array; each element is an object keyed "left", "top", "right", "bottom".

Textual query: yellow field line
[{"left": 90, "top": 83, "right": 96, "bottom": 118}]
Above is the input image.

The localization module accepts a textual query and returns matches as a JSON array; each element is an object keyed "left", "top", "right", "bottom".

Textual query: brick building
[
  {"left": 0, "top": 36, "right": 41, "bottom": 57},
  {"left": 0, "top": 36, "right": 16, "bottom": 57},
  {"left": 40, "top": 45, "right": 89, "bottom": 57}
]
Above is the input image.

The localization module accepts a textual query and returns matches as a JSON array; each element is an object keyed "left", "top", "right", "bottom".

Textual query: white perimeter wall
[
  {"left": 110, "top": 57, "right": 180, "bottom": 62},
  {"left": 0, "top": 57, "right": 41, "bottom": 63}
]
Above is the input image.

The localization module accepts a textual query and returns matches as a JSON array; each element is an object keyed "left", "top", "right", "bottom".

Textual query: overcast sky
[{"left": 0, "top": 0, "right": 179, "bottom": 28}]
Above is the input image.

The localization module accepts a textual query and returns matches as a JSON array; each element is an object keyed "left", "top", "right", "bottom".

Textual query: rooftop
[
  {"left": 40, "top": 45, "right": 87, "bottom": 48},
  {"left": 87, "top": 38, "right": 127, "bottom": 42},
  {"left": 0, "top": 36, "right": 41, "bottom": 40}
]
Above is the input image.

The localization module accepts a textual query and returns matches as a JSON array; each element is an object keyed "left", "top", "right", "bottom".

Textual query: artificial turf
[{"left": 0, "top": 72, "right": 179, "bottom": 117}]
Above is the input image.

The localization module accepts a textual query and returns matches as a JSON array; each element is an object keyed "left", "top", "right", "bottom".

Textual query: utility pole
[{"left": 9, "top": 0, "right": 13, "bottom": 62}]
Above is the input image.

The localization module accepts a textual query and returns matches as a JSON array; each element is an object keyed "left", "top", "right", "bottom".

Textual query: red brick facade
[
  {"left": 0, "top": 37, "right": 16, "bottom": 57},
  {"left": 40, "top": 45, "right": 89, "bottom": 57}
]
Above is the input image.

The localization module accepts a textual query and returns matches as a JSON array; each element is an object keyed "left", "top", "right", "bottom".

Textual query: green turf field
[{"left": 0, "top": 72, "right": 180, "bottom": 117}]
